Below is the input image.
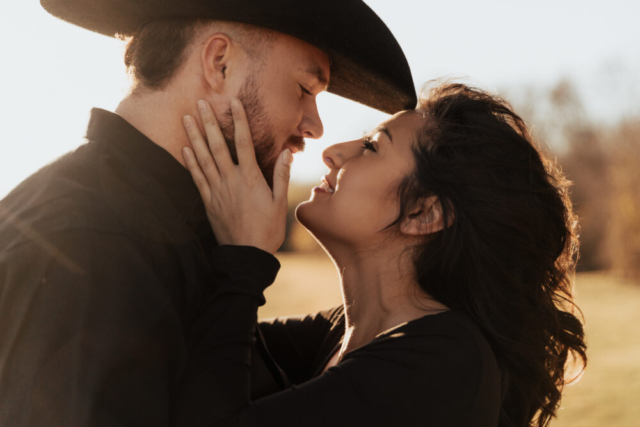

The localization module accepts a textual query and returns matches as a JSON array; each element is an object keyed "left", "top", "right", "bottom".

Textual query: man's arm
[
  {"left": 0, "top": 229, "right": 187, "bottom": 427},
  {"left": 258, "top": 306, "right": 343, "bottom": 384}
]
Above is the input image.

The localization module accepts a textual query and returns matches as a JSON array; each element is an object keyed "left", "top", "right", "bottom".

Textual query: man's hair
[{"left": 122, "top": 19, "right": 277, "bottom": 92}]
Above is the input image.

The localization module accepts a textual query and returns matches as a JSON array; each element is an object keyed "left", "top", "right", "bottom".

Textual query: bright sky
[{"left": 1, "top": 0, "right": 639, "bottom": 198}]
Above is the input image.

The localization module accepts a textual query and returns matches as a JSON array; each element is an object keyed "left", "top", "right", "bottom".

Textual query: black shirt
[
  {"left": 0, "top": 109, "right": 284, "bottom": 426},
  {"left": 175, "top": 245, "right": 503, "bottom": 427}
]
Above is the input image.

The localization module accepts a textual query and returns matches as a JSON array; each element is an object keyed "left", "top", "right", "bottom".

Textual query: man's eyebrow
[
  {"left": 306, "top": 65, "right": 329, "bottom": 87},
  {"left": 369, "top": 125, "right": 393, "bottom": 143}
]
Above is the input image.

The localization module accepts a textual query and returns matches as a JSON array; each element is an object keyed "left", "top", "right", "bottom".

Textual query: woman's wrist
[{"left": 210, "top": 245, "right": 281, "bottom": 304}]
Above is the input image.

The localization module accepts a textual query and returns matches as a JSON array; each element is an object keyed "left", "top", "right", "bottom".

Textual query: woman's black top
[{"left": 173, "top": 246, "right": 503, "bottom": 427}]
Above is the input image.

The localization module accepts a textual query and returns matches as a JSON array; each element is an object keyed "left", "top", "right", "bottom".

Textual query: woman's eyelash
[{"left": 362, "top": 136, "right": 377, "bottom": 153}]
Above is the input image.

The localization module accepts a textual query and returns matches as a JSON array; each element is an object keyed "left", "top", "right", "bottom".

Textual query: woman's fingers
[
  {"left": 183, "top": 98, "right": 290, "bottom": 254},
  {"left": 197, "top": 100, "right": 234, "bottom": 174},
  {"left": 182, "top": 146, "right": 212, "bottom": 202},
  {"left": 230, "top": 98, "right": 258, "bottom": 171},
  {"left": 183, "top": 115, "right": 220, "bottom": 187},
  {"left": 272, "top": 149, "right": 293, "bottom": 204}
]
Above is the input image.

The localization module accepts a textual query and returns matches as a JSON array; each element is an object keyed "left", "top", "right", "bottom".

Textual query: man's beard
[{"left": 218, "top": 73, "right": 305, "bottom": 188}]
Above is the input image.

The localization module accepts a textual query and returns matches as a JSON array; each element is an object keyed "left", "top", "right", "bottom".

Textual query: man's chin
[{"left": 259, "top": 139, "right": 304, "bottom": 188}]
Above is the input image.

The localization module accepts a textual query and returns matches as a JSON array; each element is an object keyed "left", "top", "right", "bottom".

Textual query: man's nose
[{"left": 299, "top": 98, "right": 324, "bottom": 139}]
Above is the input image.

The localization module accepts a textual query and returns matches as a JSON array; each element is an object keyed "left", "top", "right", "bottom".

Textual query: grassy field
[{"left": 259, "top": 252, "right": 640, "bottom": 427}]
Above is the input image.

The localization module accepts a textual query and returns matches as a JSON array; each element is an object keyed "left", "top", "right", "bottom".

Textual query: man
[{"left": 0, "top": 0, "right": 416, "bottom": 425}]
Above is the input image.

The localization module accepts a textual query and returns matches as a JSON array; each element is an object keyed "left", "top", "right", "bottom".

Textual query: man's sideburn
[{"left": 219, "top": 72, "right": 278, "bottom": 187}]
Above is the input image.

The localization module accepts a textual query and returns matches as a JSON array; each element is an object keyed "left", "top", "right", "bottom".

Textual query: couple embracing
[{"left": 0, "top": 0, "right": 587, "bottom": 426}]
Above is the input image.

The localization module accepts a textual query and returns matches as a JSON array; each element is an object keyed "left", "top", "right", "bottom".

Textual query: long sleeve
[
  {"left": 173, "top": 246, "right": 502, "bottom": 427},
  {"left": 258, "top": 306, "right": 343, "bottom": 384},
  {"left": 0, "top": 230, "right": 188, "bottom": 427},
  {"left": 172, "top": 245, "right": 281, "bottom": 426}
]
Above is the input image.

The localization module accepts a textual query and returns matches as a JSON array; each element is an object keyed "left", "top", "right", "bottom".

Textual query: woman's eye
[{"left": 362, "top": 138, "right": 377, "bottom": 153}]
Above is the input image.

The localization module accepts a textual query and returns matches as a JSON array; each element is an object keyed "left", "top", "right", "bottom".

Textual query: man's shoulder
[
  {"left": 0, "top": 140, "right": 177, "bottom": 256},
  {"left": 1, "top": 142, "right": 118, "bottom": 238},
  {"left": 0, "top": 156, "right": 179, "bottom": 285}
]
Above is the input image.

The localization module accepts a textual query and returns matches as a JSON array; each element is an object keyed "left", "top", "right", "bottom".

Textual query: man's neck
[{"left": 115, "top": 88, "right": 196, "bottom": 168}]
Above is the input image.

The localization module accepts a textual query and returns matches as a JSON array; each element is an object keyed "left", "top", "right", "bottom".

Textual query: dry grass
[
  {"left": 554, "top": 272, "right": 640, "bottom": 427},
  {"left": 260, "top": 253, "right": 640, "bottom": 427}
]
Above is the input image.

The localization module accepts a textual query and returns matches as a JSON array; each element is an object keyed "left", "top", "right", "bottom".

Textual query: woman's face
[{"left": 296, "top": 110, "right": 428, "bottom": 247}]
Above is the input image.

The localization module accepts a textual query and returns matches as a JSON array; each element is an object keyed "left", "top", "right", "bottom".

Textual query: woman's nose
[{"left": 322, "top": 140, "right": 360, "bottom": 169}]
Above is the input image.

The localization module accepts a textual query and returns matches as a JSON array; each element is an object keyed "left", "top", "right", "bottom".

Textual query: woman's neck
[{"left": 328, "top": 243, "right": 449, "bottom": 360}]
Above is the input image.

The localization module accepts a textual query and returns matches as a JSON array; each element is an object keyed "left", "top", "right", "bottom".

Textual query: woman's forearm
[{"left": 172, "top": 245, "right": 280, "bottom": 427}]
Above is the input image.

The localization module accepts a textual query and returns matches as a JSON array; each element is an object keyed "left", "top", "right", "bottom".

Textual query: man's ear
[
  {"left": 201, "top": 33, "right": 234, "bottom": 93},
  {"left": 399, "top": 196, "right": 451, "bottom": 237}
]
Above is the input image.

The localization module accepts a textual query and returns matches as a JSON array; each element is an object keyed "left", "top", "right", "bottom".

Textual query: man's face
[{"left": 217, "top": 34, "right": 331, "bottom": 187}]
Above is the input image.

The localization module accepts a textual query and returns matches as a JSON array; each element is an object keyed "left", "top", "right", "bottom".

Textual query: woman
[{"left": 175, "top": 83, "right": 587, "bottom": 427}]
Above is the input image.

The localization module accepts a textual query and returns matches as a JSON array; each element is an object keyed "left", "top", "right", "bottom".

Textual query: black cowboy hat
[{"left": 40, "top": 0, "right": 416, "bottom": 114}]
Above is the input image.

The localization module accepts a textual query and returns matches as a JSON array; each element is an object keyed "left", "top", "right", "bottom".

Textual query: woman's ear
[
  {"left": 201, "top": 33, "right": 234, "bottom": 93},
  {"left": 399, "top": 196, "right": 450, "bottom": 237}
]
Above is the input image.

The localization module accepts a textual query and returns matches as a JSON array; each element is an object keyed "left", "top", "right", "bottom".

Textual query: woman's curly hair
[{"left": 395, "top": 82, "right": 587, "bottom": 427}]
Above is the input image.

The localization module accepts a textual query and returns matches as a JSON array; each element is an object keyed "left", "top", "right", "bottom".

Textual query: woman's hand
[{"left": 181, "top": 98, "right": 293, "bottom": 254}]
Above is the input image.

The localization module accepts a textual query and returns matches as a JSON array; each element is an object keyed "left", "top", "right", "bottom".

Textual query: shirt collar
[{"left": 85, "top": 108, "right": 209, "bottom": 230}]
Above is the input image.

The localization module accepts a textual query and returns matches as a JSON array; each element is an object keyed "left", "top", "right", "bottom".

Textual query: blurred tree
[
  {"left": 607, "top": 118, "right": 640, "bottom": 277},
  {"left": 510, "top": 78, "right": 640, "bottom": 275},
  {"left": 551, "top": 80, "right": 611, "bottom": 271}
]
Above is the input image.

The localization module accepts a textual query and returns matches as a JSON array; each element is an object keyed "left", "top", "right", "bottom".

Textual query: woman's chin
[
  {"left": 295, "top": 201, "right": 315, "bottom": 230},
  {"left": 295, "top": 202, "right": 329, "bottom": 241}
]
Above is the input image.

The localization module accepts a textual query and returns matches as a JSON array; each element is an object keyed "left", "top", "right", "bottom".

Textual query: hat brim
[{"left": 41, "top": 0, "right": 417, "bottom": 114}]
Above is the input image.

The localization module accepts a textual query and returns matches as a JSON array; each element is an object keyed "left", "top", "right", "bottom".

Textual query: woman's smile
[{"left": 313, "top": 176, "right": 335, "bottom": 194}]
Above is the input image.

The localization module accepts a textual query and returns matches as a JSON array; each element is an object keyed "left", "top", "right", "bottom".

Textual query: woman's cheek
[
  {"left": 341, "top": 177, "right": 403, "bottom": 233},
  {"left": 331, "top": 183, "right": 386, "bottom": 235},
  {"left": 296, "top": 167, "right": 396, "bottom": 243}
]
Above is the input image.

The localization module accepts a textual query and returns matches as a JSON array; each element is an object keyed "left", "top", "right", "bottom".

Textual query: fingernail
[
  {"left": 197, "top": 100, "right": 207, "bottom": 112},
  {"left": 283, "top": 149, "right": 293, "bottom": 165},
  {"left": 183, "top": 115, "right": 191, "bottom": 127},
  {"left": 182, "top": 146, "right": 191, "bottom": 159}
]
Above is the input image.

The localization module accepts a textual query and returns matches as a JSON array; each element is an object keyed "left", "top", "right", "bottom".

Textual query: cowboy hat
[{"left": 41, "top": 0, "right": 416, "bottom": 114}]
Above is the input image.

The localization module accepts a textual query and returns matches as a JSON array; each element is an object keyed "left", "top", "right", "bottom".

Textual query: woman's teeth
[{"left": 319, "top": 181, "right": 334, "bottom": 193}]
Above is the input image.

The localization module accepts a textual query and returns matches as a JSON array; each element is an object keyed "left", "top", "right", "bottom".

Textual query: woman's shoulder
[
  {"left": 364, "top": 310, "right": 500, "bottom": 380},
  {"left": 372, "top": 310, "right": 496, "bottom": 359},
  {"left": 342, "top": 310, "right": 502, "bottom": 426}
]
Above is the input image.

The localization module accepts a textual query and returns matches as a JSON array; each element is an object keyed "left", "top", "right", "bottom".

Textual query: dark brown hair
[
  {"left": 122, "top": 19, "right": 276, "bottom": 91},
  {"left": 396, "top": 82, "right": 587, "bottom": 427}
]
